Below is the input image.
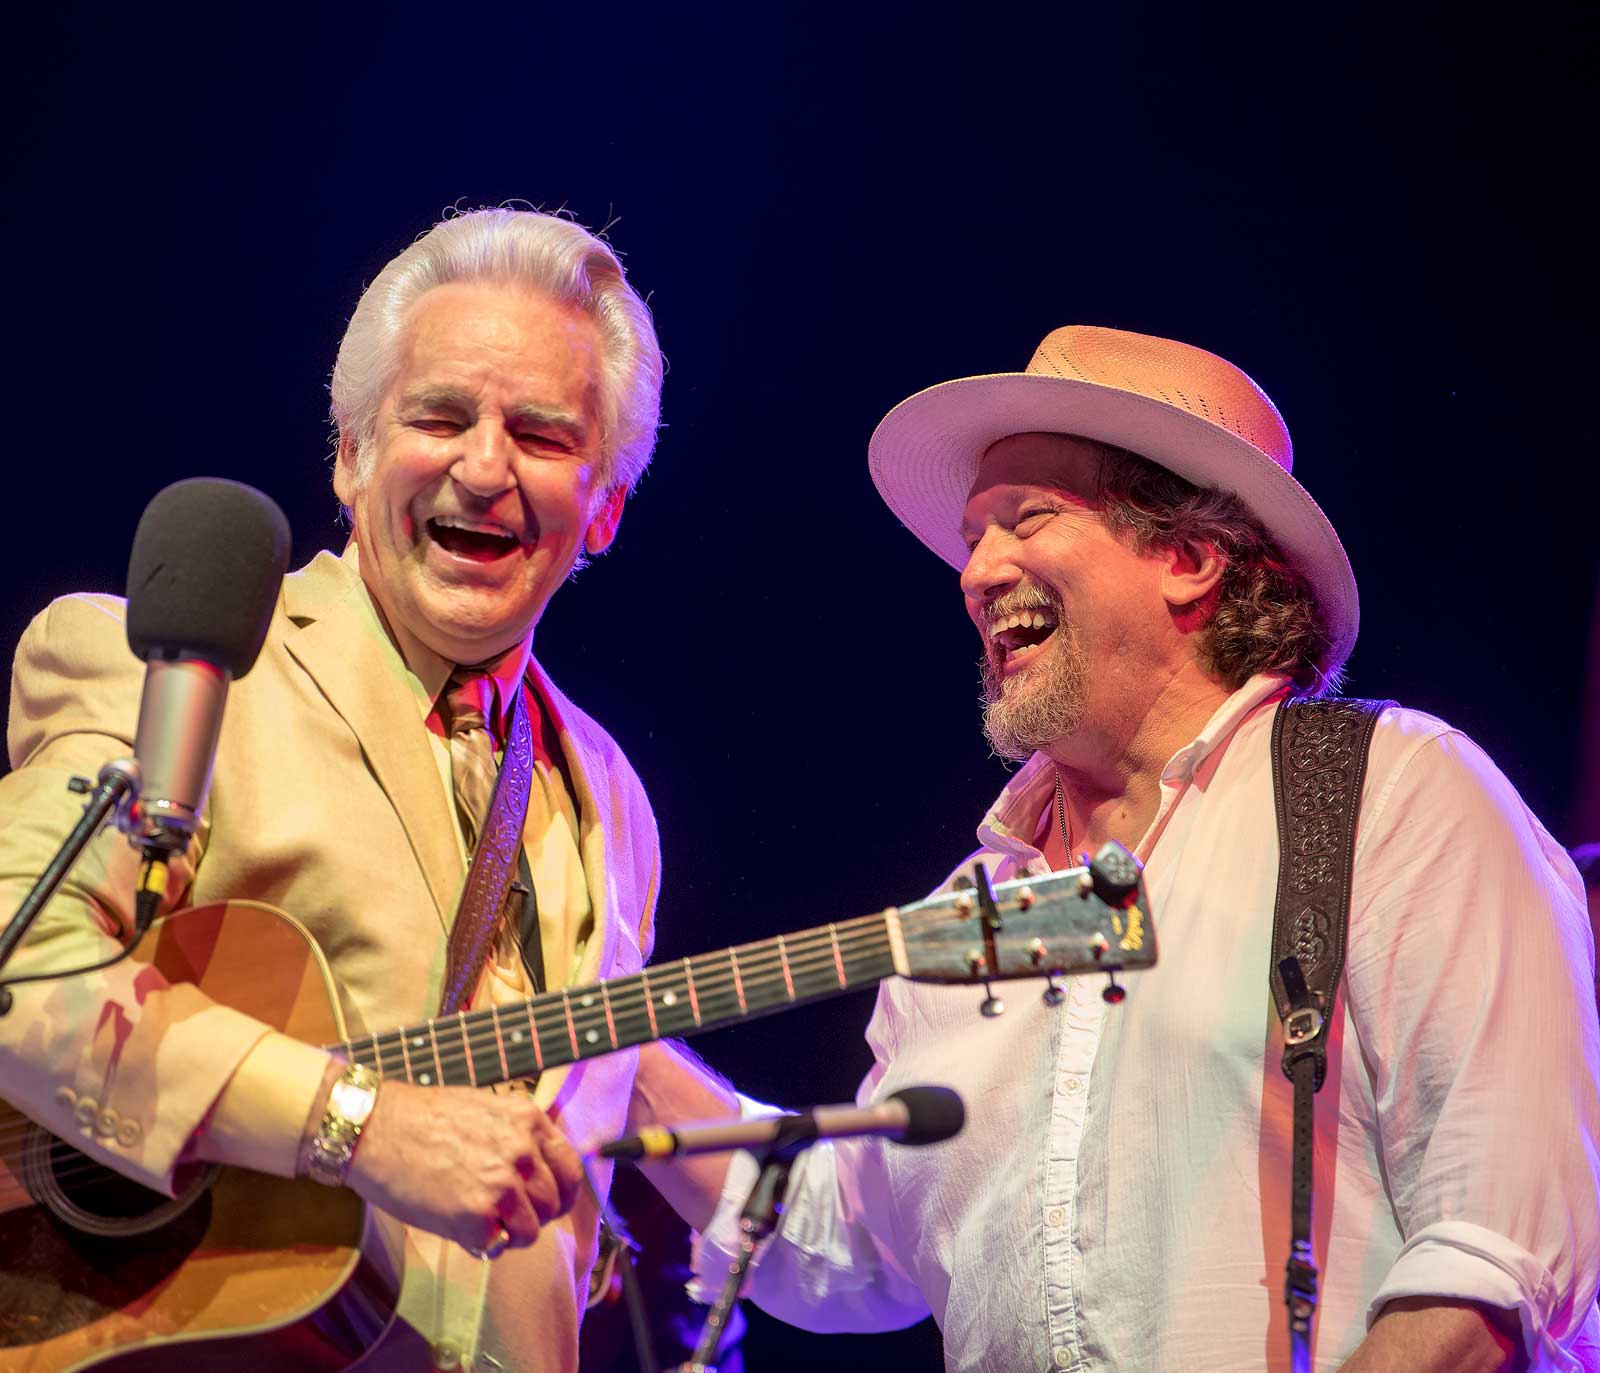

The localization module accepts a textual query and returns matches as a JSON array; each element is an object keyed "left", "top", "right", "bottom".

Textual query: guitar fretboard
[{"left": 329, "top": 911, "right": 897, "bottom": 1088}]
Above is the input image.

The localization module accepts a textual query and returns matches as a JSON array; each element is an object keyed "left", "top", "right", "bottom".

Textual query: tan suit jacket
[{"left": 0, "top": 549, "right": 660, "bottom": 1371}]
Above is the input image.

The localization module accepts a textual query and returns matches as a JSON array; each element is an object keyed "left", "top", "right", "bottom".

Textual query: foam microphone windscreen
[
  {"left": 125, "top": 478, "right": 292, "bottom": 679},
  {"left": 890, "top": 1086, "right": 965, "bottom": 1146}
]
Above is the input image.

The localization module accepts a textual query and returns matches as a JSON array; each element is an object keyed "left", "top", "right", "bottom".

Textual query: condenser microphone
[
  {"left": 120, "top": 478, "right": 290, "bottom": 858},
  {"left": 595, "top": 1085, "right": 965, "bottom": 1161}
]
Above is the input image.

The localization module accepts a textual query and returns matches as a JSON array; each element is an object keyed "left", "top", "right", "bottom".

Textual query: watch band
[{"left": 303, "top": 1061, "right": 380, "bottom": 1187}]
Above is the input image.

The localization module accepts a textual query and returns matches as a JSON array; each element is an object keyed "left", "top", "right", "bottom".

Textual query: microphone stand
[
  {"left": 0, "top": 759, "right": 140, "bottom": 1016},
  {"left": 672, "top": 1115, "right": 819, "bottom": 1373}
]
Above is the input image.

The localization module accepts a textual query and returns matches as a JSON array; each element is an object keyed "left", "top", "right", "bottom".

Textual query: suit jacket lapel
[{"left": 281, "top": 553, "right": 462, "bottom": 926}]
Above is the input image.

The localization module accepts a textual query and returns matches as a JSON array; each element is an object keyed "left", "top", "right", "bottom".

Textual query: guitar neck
[{"left": 330, "top": 911, "right": 900, "bottom": 1088}]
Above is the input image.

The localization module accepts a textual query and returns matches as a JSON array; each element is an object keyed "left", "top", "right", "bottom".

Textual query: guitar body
[{"left": 0, "top": 903, "right": 397, "bottom": 1372}]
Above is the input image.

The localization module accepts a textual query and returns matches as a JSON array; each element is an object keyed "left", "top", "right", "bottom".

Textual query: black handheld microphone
[
  {"left": 594, "top": 1085, "right": 965, "bottom": 1161},
  {"left": 118, "top": 478, "right": 290, "bottom": 874}
]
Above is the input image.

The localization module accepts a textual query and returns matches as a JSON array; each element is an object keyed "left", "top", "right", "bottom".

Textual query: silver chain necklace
[{"left": 1053, "top": 767, "right": 1074, "bottom": 864}]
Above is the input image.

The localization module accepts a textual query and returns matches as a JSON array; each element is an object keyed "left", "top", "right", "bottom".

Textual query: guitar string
[
  {"left": 343, "top": 920, "right": 902, "bottom": 1074},
  {"left": 0, "top": 920, "right": 907, "bottom": 1185},
  {"left": 0, "top": 938, "right": 911, "bottom": 1200},
  {"left": 6, "top": 890, "right": 1113, "bottom": 1193},
  {"left": 0, "top": 918, "right": 900, "bottom": 1164}
]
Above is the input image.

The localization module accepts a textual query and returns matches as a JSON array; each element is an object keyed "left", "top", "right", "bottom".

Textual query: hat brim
[{"left": 867, "top": 372, "right": 1359, "bottom": 669}]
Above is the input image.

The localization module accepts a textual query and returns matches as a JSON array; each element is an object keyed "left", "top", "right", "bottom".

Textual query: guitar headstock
[{"left": 893, "top": 842, "right": 1155, "bottom": 1006}]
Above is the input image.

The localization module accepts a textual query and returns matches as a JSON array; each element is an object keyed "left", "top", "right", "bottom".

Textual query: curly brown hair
[{"left": 1091, "top": 444, "right": 1344, "bottom": 695}]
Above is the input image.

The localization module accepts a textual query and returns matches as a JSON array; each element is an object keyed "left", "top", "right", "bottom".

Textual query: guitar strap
[
  {"left": 1268, "top": 694, "right": 1390, "bottom": 1371},
  {"left": 438, "top": 682, "right": 545, "bottom": 1016}
]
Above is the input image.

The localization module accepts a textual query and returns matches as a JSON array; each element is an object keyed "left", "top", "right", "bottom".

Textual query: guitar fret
[
  {"left": 828, "top": 924, "right": 846, "bottom": 988},
  {"left": 683, "top": 957, "right": 701, "bottom": 1027},
  {"left": 457, "top": 1012, "right": 477, "bottom": 1087},
  {"left": 599, "top": 982, "right": 618, "bottom": 1050},
  {"left": 560, "top": 990, "right": 580, "bottom": 1059},
  {"left": 641, "top": 968, "right": 659, "bottom": 1039},
  {"left": 398, "top": 1028, "right": 415, "bottom": 1083},
  {"left": 730, "top": 947, "right": 747, "bottom": 1014},
  {"left": 424, "top": 1019, "right": 444, "bottom": 1087},
  {"left": 490, "top": 1005, "right": 510, "bottom": 1080},
  {"left": 777, "top": 936, "right": 795, "bottom": 1001}
]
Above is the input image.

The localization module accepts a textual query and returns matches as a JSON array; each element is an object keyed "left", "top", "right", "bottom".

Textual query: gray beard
[{"left": 980, "top": 621, "right": 1088, "bottom": 762}]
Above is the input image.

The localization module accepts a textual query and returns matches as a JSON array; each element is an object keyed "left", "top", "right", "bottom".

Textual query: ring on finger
[{"left": 465, "top": 1223, "right": 512, "bottom": 1261}]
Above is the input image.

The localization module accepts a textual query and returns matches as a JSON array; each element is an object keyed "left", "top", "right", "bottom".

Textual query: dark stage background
[{"left": 5, "top": 4, "right": 1595, "bottom": 1368}]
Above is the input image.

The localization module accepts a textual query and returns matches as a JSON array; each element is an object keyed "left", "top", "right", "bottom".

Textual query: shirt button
[
  {"left": 1062, "top": 1075, "right": 1083, "bottom": 1094},
  {"left": 1053, "top": 1347, "right": 1072, "bottom": 1368},
  {"left": 54, "top": 1086, "right": 77, "bottom": 1109},
  {"left": 115, "top": 1119, "right": 142, "bottom": 1147},
  {"left": 1046, "top": 1207, "right": 1066, "bottom": 1227},
  {"left": 73, "top": 1097, "right": 99, "bottom": 1128},
  {"left": 96, "top": 1109, "right": 118, "bottom": 1137},
  {"left": 431, "top": 1342, "right": 462, "bottom": 1370}
]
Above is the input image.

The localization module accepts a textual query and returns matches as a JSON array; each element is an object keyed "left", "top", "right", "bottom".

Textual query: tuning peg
[
  {"left": 980, "top": 984, "right": 1006, "bottom": 1018},
  {"left": 1041, "top": 975, "right": 1065, "bottom": 1008},
  {"left": 1101, "top": 971, "right": 1126, "bottom": 1005},
  {"left": 1089, "top": 842, "right": 1141, "bottom": 909}
]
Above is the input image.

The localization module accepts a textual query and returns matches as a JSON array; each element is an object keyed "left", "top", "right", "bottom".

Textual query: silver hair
[{"left": 329, "top": 207, "right": 663, "bottom": 493}]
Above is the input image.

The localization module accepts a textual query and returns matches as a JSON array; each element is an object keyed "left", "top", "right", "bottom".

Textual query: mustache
[{"left": 981, "top": 583, "right": 1062, "bottom": 626}]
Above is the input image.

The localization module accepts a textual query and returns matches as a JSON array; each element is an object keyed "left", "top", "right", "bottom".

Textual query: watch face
[{"left": 331, "top": 1078, "right": 377, "bottom": 1126}]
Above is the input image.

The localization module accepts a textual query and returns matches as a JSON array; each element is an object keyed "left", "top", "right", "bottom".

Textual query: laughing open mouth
[
  {"left": 427, "top": 515, "right": 522, "bottom": 562},
  {"left": 989, "top": 607, "right": 1060, "bottom": 659}
]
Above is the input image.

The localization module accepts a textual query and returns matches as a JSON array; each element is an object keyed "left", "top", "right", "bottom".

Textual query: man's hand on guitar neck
[{"left": 346, "top": 1081, "right": 586, "bottom": 1254}]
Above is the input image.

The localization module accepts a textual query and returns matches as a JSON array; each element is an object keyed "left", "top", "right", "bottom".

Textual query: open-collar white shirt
[{"left": 694, "top": 674, "right": 1600, "bottom": 1371}]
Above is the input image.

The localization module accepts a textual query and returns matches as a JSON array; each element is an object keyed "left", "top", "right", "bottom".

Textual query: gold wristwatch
[{"left": 303, "top": 1061, "right": 380, "bottom": 1187}]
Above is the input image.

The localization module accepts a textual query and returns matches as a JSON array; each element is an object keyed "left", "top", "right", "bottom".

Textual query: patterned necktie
[{"left": 441, "top": 671, "right": 500, "bottom": 853}]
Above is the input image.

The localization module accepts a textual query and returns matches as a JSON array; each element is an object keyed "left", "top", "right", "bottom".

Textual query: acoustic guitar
[{"left": 0, "top": 848, "right": 1153, "bottom": 1371}]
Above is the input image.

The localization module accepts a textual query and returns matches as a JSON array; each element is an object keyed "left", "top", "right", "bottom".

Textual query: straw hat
[{"left": 867, "top": 325, "right": 1358, "bottom": 667}]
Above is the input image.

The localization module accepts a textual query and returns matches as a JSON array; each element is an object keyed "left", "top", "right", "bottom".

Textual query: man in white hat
[{"left": 637, "top": 328, "right": 1600, "bottom": 1369}]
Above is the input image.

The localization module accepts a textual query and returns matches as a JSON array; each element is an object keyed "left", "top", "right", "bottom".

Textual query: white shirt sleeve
[
  {"left": 1348, "top": 725, "right": 1600, "bottom": 1366},
  {"left": 688, "top": 1056, "right": 932, "bottom": 1331}
]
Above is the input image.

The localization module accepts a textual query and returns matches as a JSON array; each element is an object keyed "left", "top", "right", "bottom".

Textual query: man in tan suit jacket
[{"left": 0, "top": 207, "right": 666, "bottom": 1372}]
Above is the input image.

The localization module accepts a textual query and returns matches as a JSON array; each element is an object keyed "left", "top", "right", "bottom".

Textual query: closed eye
[{"left": 1014, "top": 506, "right": 1060, "bottom": 534}]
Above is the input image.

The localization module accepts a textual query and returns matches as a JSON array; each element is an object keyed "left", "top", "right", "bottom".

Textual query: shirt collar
[
  {"left": 976, "top": 672, "right": 1294, "bottom": 859},
  {"left": 343, "top": 540, "right": 533, "bottom": 727}
]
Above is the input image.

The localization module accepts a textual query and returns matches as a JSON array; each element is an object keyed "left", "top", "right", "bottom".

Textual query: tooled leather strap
[
  {"left": 1268, "top": 694, "right": 1391, "bottom": 1368},
  {"left": 438, "top": 684, "right": 536, "bottom": 1016}
]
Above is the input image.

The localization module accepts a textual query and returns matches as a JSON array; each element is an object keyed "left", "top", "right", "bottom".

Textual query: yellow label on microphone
[
  {"left": 634, "top": 1126, "right": 678, "bottom": 1158},
  {"left": 138, "top": 856, "right": 169, "bottom": 898}
]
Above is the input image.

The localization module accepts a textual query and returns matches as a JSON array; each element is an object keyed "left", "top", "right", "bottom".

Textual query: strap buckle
[{"left": 1283, "top": 1003, "right": 1324, "bottom": 1047}]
